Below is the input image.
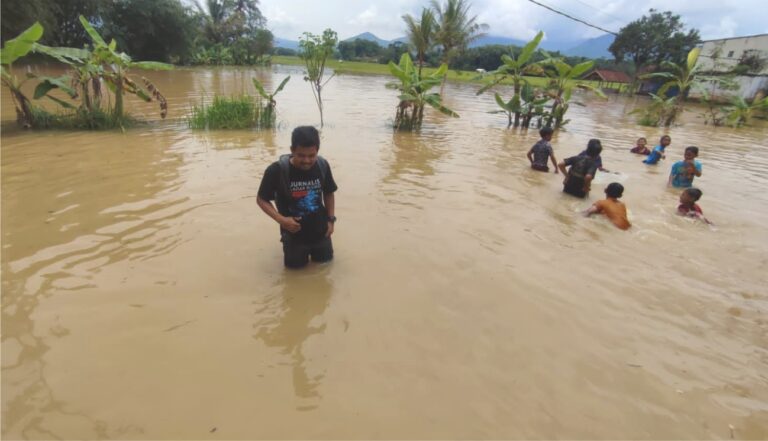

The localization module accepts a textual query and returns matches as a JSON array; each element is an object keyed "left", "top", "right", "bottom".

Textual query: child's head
[
  {"left": 636, "top": 137, "right": 647, "bottom": 147},
  {"left": 605, "top": 182, "right": 624, "bottom": 199},
  {"left": 680, "top": 187, "right": 703, "bottom": 204},
  {"left": 659, "top": 135, "right": 671, "bottom": 147},
  {"left": 586, "top": 139, "right": 602, "bottom": 157},
  {"left": 290, "top": 126, "right": 321, "bottom": 170},
  {"left": 539, "top": 126, "right": 554, "bottom": 141},
  {"left": 684, "top": 146, "right": 699, "bottom": 160}
]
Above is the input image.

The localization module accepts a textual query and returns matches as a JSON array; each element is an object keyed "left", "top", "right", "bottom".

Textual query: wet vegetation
[
  {"left": 2, "top": 18, "right": 171, "bottom": 130},
  {"left": 2, "top": 1, "right": 765, "bottom": 132}
]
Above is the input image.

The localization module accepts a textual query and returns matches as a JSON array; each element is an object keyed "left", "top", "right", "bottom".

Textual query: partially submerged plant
[
  {"left": 539, "top": 57, "right": 605, "bottom": 129},
  {"left": 252, "top": 75, "right": 290, "bottom": 128},
  {"left": 490, "top": 83, "right": 549, "bottom": 129},
  {"left": 477, "top": 31, "right": 545, "bottom": 128},
  {"left": 387, "top": 52, "right": 458, "bottom": 131},
  {"left": 1, "top": 22, "right": 44, "bottom": 127},
  {"left": 299, "top": 29, "right": 337, "bottom": 127}
]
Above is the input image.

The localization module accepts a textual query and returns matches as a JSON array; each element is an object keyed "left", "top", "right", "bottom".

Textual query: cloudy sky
[{"left": 260, "top": 0, "right": 766, "bottom": 43}]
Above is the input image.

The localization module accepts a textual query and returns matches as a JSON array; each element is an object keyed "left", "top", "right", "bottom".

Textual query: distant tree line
[{"left": 1, "top": 0, "right": 273, "bottom": 65}]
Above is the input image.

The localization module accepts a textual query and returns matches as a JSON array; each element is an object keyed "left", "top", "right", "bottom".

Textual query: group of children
[{"left": 527, "top": 128, "right": 711, "bottom": 230}]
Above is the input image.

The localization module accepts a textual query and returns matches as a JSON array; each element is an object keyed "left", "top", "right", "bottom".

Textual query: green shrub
[{"left": 188, "top": 95, "right": 263, "bottom": 129}]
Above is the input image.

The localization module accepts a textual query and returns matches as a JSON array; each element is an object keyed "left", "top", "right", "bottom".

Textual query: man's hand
[
  {"left": 326, "top": 221, "right": 334, "bottom": 238},
  {"left": 279, "top": 216, "right": 302, "bottom": 233},
  {"left": 554, "top": 168, "right": 559, "bottom": 174}
]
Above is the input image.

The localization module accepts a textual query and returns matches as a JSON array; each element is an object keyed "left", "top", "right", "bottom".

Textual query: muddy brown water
[{"left": 2, "top": 65, "right": 768, "bottom": 439}]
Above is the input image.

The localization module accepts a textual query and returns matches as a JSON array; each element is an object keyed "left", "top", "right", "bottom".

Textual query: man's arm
[
  {"left": 526, "top": 148, "right": 534, "bottom": 164},
  {"left": 257, "top": 196, "right": 301, "bottom": 233},
  {"left": 667, "top": 168, "right": 675, "bottom": 187},
  {"left": 583, "top": 175, "right": 594, "bottom": 193},
  {"left": 557, "top": 161, "right": 568, "bottom": 180},
  {"left": 550, "top": 153, "right": 559, "bottom": 173},
  {"left": 324, "top": 192, "right": 335, "bottom": 237}
]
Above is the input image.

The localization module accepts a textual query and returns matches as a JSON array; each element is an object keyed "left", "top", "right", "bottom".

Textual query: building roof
[
  {"left": 701, "top": 33, "right": 768, "bottom": 43},
  {"left": 584, "top": 69, "right": 631, "bottom": 83}
]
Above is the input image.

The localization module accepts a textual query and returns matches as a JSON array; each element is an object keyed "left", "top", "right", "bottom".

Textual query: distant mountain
[
  {"left": 275, "top": 31, "right": 614, "bottom": 60},
  {"left": 469, "top": 34, "right": 526, "bottom": 48},
  {"left": 564, "top": 34, "right": 614, "bottom": 59},
  {"left": 344, "top": 32, "right": 390, "bottom": 47},
  {"left": 274, "top": 37, "right": 299, "bottom": 51}
]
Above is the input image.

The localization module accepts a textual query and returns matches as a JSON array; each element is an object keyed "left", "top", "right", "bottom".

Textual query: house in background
[
  {"left": 582, "top": 69, "right": 631, "bottom": 93},
  {"left": 689, "top": 33, "right": 768, "bottom": 101}
]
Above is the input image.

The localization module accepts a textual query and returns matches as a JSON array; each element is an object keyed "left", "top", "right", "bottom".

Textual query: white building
[{"left": 690, "top": 33, "right": 768, "bottom": 101}]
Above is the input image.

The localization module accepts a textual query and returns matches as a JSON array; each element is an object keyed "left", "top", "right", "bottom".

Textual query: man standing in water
[{"left": 257, "top": 126, "right": 338, "bottom": 268}]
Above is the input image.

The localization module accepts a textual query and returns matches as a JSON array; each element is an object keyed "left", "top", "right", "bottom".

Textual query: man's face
[
  {"left": 684, "top": 150, "right": 697, "bottom": 160},
  {"left": 680, "top": 191, "right": 693, "bottom": 205},
  {"left": 661, "top": 136, "right": 671, "bottom": 147},
  {"left": 291, "top": 145, "right": 319, "bottom": 171}
]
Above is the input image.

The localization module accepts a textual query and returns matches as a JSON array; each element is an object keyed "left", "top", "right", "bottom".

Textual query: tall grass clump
[{"left": 188, "top": 95, "right": 263, "bottom": 129}]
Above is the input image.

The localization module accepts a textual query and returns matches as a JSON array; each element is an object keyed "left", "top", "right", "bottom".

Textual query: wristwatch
[{"left": 328, "top": 215, "right": 337, "bottom": 223}]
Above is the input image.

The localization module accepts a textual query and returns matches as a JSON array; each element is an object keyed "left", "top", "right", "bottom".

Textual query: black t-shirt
[
  {"left": 562, "top": 155, "right": 598, "bottom": 197},
  {"left": 258, "top": 157, "right": 338, "bottom": 242}
]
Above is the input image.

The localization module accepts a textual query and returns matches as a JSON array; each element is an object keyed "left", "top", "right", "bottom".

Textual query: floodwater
[{"left": 2, "top": 65, "right": 767, "bottom": 439}]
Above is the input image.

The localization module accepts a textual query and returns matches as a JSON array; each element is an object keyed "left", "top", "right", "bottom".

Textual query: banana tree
[
  {"left": 637, "top": 47, "right": 702, "bottom": 125},
  {"left": 540, "top": 58, "right": 605, "bottom": 128},
  {"left": 630, "top": 93, "right": 678, "bottom": 127},
  {"left": 726, "top": 96, "right": 768, "bottom": 127},
  {"left": 490, "top": 83, "right": 549, "bottom": 128},
  {"left": 387, "top": 52, "right": 458, "bottom": 131},
  {"left": 252, "top": 75, "right": 290, "bottom": 127},
  {"left": 78, "top": 15, "right": 173, "bottom": 119},
  {"left": 0, "top": 22, "right": 44, "bottom": 127},
  {"left": 477, "top": 31, "right": 544, "bottom": 127}
]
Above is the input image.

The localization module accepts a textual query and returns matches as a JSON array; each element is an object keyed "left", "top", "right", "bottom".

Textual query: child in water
[
  {"left": 678, "top": 187, "right": 712, "bottom": 224},
  {"left": 668, "top": 146, "right": 702, "bottom": 188},
  {"left": 585, "top": 182, "right": 631, "bottom": 230},
  {"left": 527, "top": 127, "right": 559, "bottom": 173},
  {"left": 558, "top": 139, "right": 602, "bottom": 198},
  {"left": 643, "top": 135, "right": 671, "bottom": 165},
  {"left": 630, "top": 137, "right": 650, "bottom": 155}
]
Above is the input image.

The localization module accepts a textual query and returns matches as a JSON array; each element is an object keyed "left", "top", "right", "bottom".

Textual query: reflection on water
[
  {"left": 253, "top": 267, "right": 333, "bottom": 409},
  {"left": 2, "top": 65, "right": 767, "bottom": 439}
]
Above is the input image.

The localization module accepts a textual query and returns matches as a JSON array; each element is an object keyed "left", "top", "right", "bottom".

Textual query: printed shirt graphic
[
  {"left": 670, "top": 160, "right": 702, "bottom": 188},
  {"left": 258, "top": 158, "right": 338, "bottom": 242},
  {"left": 530, "top": 140, "right": 553, "bottom": 167},
  {"left": 643, "top": 145, "right": 664, "bottom": 164},
  {"left": 289, "top": 178, "right": 323, "bottom": 217}
]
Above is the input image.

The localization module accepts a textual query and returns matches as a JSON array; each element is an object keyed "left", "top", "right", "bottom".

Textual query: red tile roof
[{"left": 584, "top": 69, "right": 631, "bottom": 83}]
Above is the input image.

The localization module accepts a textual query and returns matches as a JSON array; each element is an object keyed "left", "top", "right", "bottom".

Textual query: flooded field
[{"left": 2, "top": 65, "right": 767, "bottom": 439}]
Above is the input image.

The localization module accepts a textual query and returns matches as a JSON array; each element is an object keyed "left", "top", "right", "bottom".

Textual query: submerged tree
[
  {"left": 251, "top": 75, "right": 290, "bottom": 128},
  {"left": 635, "top": 47, "right": 702, "bottom": 126},
  {"left": 387, "top": 53, "right": 458, "bottom": 131},
  {"left": 477, "top": 31, "right": 545, "bottom": 128},
  {"left": 299, "top": 29, "right": 338, "bottom": 127},
  {"left": 1, "top": 22, "right": 44, "bottom": 127},
  {"left": 539, "top": 57, "right": 605, "bottom": 128}
]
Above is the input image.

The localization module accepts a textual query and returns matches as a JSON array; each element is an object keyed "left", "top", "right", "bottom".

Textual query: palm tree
[
  {"left": 402, "top": 8, "right": 437, "bottom": 75},
  {"left": 430, "top": 0, "right": 488, "bottom": 92}
]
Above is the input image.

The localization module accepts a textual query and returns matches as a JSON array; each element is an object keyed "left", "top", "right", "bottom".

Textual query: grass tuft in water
[
  {"left": 29, "top": 106, "right": 135, "bottom": 130},
  {"left": 188, "top": 95, "right": 267, "bottom": 129}
]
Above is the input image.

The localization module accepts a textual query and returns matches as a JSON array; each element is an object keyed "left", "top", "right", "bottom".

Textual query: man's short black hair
[
  {"left": 685, "top": 187, "right": 703, "bottom": 201},
  {"left": 291, "top": 126, "right": 320, "bottom": 149},
  {"left": 605, "top": 182, "right": 624, "bottom": 198},
  {"left": 539, "top": 127, "right": 554, "bottom": 138},
  {"left": 685, "top": 146, "right": 699, "bottom": 155},
  {"left": 586, "top": 139, "right": 602, "bottom": 157}
]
